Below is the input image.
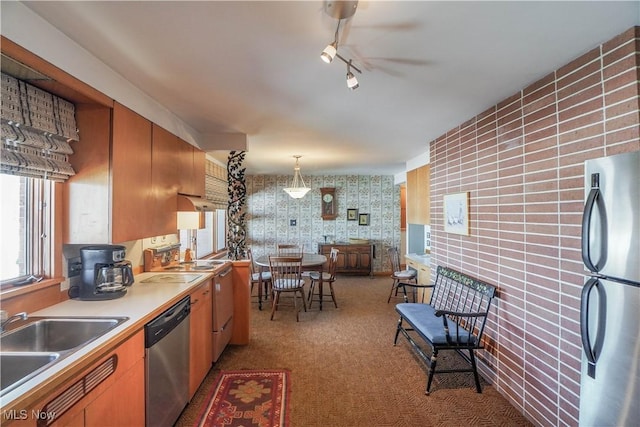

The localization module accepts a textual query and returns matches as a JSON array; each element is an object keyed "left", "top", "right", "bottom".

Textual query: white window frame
[{"left": 0, "top": 175, "right": 52, "bottom": 287}]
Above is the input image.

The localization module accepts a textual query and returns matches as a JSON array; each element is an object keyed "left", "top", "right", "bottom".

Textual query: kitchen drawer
[{"left": 213, "top": 317, "right": 233, "bottom": 362}]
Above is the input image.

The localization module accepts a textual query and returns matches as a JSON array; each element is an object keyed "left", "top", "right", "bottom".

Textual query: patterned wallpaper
[{"left": 244, "top": 174, "right": 401, "bottom": 273}]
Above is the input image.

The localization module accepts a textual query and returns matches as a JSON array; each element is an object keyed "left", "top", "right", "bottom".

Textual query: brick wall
[{"left": 430, "top": 27, "right": 639, "bottom": 426}]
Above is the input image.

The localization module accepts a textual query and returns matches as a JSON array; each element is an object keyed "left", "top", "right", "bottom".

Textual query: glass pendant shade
[{"left": 283, "top": 157, "right": 311, "bottom": 199}]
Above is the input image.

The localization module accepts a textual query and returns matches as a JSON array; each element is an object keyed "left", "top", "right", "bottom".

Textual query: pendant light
[{"left": 283, "top": 155, "right": 311, "bottom": 199}]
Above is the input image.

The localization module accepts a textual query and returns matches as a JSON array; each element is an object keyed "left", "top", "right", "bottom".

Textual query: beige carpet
[{"left": 177, "top": 275, "right": 533, "bottom": 427}]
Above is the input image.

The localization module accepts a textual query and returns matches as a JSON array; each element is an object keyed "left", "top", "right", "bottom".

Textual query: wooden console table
[{"left": 318, "top": 243, "right": 374, "bottom": 277}]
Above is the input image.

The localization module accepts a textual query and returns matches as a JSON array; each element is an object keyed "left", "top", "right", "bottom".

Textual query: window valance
[{"left": 1, "top": 72, "right": 78, "bottom": 181}]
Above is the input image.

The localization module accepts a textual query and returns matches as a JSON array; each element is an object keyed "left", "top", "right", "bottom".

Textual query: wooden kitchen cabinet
[
  {"left": 230, "top": 260, "right": 251, "bottom": 346},
  {"left": 405, "top": 257, "right": 432, "bottom": 302},
  {"left": 10, "top": 331, "right": 145, "bottom": 427},
  {"left": 212, "top": 265, "right": 234, "bottom": 362},
  {"left": 67, "top": 103, "right": 207, "bottom": 244},
  {"left": 318, "top": 243, "right": 373, "bottom": 276},
  {"left": 65, "top": 104, "right": 112, "bottom": 244},
  {"left": 151, "top": 124, "right": 180, "bottom": 236},
  {"left": 66, "top": 102, "right": 154, "bottom": 244},
  {"left": 406, "top": 164, "right": 430, "bottom": 225},
  {"left": 177, "top": 138, "right": 206, "bottom": 197},
  {"left": 84, "top": 357, "right": 145, "bottom": 426},
  {"left": 189, "top": 280, "right": 213, "bottom": 398},
  {"left": 111, "top": 102, "right": 153, "bottom": 243}
]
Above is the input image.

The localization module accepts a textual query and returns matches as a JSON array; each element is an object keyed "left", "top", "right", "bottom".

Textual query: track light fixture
[
  {"left": 321, "top": 42, "right": 337, "bottom": 64},
  {"left": 320, "top": 1, "right": 362, "bottom": 91},
  {"left": 346, "top": 60, "right": 359, "bottom": 90},
  {"left": 321, "top": 20, "right": 340, "bottom": 64}
]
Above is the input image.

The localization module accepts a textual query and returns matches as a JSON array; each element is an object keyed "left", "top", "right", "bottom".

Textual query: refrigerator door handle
[
  {"left": 581, "top": 184, "right": 608, "bottom": 272},
  {"left": 580, "top": 277, "right": 607, "bottom": 379}
]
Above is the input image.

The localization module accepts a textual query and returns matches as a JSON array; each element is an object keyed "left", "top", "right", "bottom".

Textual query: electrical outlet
[
  {"left": 67, "top": 257, "right": 83, "bottom": 278},
  {"left": 290, "top": 219, "right": 297, "bottom": 226}
]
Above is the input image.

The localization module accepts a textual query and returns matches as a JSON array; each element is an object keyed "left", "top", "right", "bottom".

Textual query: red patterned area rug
[{"left": 194, "top": 370, "right": 290, "bottom": 427}]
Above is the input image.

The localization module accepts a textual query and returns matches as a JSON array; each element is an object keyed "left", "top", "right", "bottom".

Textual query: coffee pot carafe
[
  {"left": 70, "top": 245, "right": 134, "bottom": 301},
  {"left": 94, "top": 261, "right": 134, "bottom": 292}
]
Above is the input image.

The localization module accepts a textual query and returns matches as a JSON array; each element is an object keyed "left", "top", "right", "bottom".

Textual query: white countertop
[
  {"left": 0, "top": 267, "right": 226, "bottom": 410},
  {"left": 405, "top": 253, "right": 431, "bottom": 265}
]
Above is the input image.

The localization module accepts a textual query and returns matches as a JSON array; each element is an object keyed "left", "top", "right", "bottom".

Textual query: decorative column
[{"left": 227, "top": 150, "right": 247, "bottom": 260}]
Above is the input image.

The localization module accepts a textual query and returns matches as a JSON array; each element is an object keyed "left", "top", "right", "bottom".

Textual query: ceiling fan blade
[{"left": 351, "top": 21, "right": 422, "bottom": 32}]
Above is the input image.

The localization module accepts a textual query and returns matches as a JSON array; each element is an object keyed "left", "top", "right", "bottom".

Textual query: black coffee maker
[{"left": 70, "top": 245, "right": 134, "bottom": 300}]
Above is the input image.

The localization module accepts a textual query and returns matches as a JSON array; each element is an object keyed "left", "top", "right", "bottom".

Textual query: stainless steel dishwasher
[{"left": 145, "top": 295, "right": 190, "bottom": 427}]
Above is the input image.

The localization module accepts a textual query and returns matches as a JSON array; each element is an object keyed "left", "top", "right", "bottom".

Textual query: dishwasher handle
[{"left": 145, "top": 296, "right": 190, "bottom": 348}]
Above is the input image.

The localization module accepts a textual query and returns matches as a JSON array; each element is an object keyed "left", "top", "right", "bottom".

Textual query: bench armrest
[{"left": 433, "top": 310, "right": 489, "bottom": 345}]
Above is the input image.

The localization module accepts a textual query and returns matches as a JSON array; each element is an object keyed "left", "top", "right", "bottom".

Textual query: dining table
[{"left": 254, "top": 253, "right": 328, "bottom": 310}]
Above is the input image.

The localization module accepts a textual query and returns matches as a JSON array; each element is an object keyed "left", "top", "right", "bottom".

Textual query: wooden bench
[{"left": 393, "top": 265, "right": 497, "bottom": 394}]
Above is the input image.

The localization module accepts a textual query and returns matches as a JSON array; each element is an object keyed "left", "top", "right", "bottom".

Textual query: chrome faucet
[{"left": 0, "top": 310, "right": 28, "bottom": 333}]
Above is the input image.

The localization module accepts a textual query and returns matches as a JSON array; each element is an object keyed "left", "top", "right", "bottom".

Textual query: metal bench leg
[
  {"left": 393, "top": 318, "right": 404, "bottom": 345},
  {"left": 425, "top": 350, "right": 438, "bottom": 395},
  {"left": 387, "top": 280, "right": 398, "bottom": 303},
  {"left": 468, "top": 349, "right": 482, "bottom": 393}
]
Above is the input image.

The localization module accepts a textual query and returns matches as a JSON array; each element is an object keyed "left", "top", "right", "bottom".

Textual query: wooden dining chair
[
  {"left": 387, "top": 246, "right": 417, "bottom": 303},
  {"left": 248, "top": 248, "right": 272, "bottom": 306},
  {"left": 277, "top": 244, "right": 304, "bottom": 255},
  {"left": 308, "top": 247, "right": 339, "bottom": 309},
  {"left": 268, "top": 255, "right": 306, "bottom": 321}
]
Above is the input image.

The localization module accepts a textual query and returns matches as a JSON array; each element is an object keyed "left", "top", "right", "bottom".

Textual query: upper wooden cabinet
[
  {"left": 152, "top": 124, "right": 180, "bottom": 235},
  {"left": 193, "top": 148, "right": 206, "bottom": 197},
  {"left": 111, "top": 102, "right": 154, "bottom": 242},
  {"left": 66, "top": 107, "right": 207, "bottom": 243},
  {"left": 177, "top": 138, "right": 205, "bottom": 197},
  {"left": 406, "top": 165, "right": 430, "bottom": 225},
  {"left": 67, "top": 103, "right": 156, "bottom": 244}
]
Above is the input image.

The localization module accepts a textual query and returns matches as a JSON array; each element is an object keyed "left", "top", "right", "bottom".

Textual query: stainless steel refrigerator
[{"left": 579, "top": 150, "right": 640, "bottom": 426}]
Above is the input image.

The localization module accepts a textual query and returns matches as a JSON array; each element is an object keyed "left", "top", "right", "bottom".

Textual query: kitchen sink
[
  {"left": 0, "top": 316, "right": 128, "bottom": 397},
  {"left": 0, "top": 352, "right": 60, "bottom": 396},
  {"left": 1, "top": 317, "right": 128, "bottom": 352}
]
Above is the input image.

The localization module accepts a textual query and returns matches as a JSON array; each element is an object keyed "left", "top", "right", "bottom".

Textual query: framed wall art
[
  {"left": 443, "top": 192, "right": 470, "bottom": 235},
  {"left": 358, "top": 213, "right": 370, "bottom": 226},
  {"left": 347, "top": 209, "right": 358, "bottom": 221}
]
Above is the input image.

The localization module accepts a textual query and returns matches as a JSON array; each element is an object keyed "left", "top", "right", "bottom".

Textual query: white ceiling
[{"left": 20, "top": 1, "right": 640, "bottom": 176}]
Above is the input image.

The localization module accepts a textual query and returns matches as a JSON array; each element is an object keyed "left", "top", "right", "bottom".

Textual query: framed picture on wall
[
  {"left": 358, "top": 213, "right": 370, "bottom": 226},
  {"left": 443, "top": 192, "right": 470, "bottom": 235},
  {"left": 347, "top": 209, "right": 358, "bottom": 221}
]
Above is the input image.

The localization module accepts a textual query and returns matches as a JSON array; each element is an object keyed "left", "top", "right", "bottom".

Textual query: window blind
[{"left": 1, "top": 72, "right": 78, "bottom": 181}]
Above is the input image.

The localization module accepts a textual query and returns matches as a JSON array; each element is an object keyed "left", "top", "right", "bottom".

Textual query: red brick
[
  {"left": 605, "top": 83, "right": 640, "bottom": 106},
  {"left": 558, "top": 110, "right": 603, "bottom": 133},
  {"left": 557, "top": 72, "right": 602, "bottom": 102},
  {"left": 558, "top": 83, "right": 603, "bottom": 112},
  {"left": 557, "top": 46, "right": 600, "bottom": 80},
  {"left": 605, "top": 111, "right": 640, "bottom": 133},
  {"left": 604, "top": 68, "right": 638, "bottom": 94}
]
